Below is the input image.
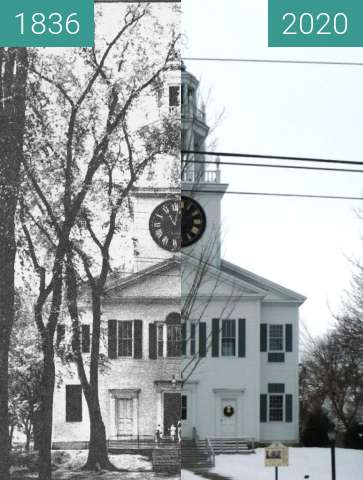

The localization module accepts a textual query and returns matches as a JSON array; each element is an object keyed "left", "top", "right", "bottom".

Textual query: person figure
[
  {"left": 155, "top": 424, "right": 162, "bottom": 444},
  {"left": 170, "top": 423, "right": 176, "bottom": 442},
  {"left": 177, "top": 420, "right": 181, "bottom": 443}
]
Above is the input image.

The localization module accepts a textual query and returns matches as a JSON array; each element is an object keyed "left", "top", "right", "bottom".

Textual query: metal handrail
[{"left": 206, "top": 438, "right": 215, "bottom": 467}]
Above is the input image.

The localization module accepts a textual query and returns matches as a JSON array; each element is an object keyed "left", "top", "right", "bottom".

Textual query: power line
[
  {"left": 189, "top": 189, "right": 363, "bottom": 202},
  {"left": 182, "top": 150, "right": 363, "bottom": 167},
  {"left": 186, "top": 158, "right": 363, "bottom": 175},
  {"left": 183, "top": 57, "right": 363, "bottom": 67}
]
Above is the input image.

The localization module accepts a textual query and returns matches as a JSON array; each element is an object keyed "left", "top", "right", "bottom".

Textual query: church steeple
[{"left": 181, "top": 66, "right": 228, "bottom": 267}]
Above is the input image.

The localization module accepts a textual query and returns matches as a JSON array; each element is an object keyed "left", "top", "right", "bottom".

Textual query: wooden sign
[{"left": 265, "top": 442, "right": 289, "bottom": 467}]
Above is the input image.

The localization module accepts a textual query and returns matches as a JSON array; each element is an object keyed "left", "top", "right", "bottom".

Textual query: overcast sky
[{"left": 183, "top": 0, "right": 363, "bottom": 337}]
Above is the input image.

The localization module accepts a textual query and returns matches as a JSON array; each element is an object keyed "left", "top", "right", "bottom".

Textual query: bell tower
[{"left": 181, "top": 63, "right": 228, "bottom": 268}]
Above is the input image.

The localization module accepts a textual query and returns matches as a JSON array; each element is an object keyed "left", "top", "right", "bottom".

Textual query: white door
[
  {"left": 117, "top": 399, "right": 133, "bottom": 436},
  {"left": 220, "top": 399, "right": 237, "bottom": 437}
]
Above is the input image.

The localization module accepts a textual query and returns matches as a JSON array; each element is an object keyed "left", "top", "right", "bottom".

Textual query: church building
[
  {"left": 51, "top": 64, "right": 305, "bottom": 449},
  {"left": 180, "top": 64, "right": 305, "bottom": 444}
]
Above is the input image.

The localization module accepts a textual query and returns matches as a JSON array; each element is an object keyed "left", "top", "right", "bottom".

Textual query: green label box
[
  {"left": 0, "top": 0, "right": 94, "bottom": 47},
  {"left": 269, "top": 0, "right": 363, "bottom": 47}
]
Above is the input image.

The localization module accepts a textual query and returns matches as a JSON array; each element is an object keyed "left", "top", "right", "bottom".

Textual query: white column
[
  {"left": 133, "top": 396, "right": 138, "bottom": 436},
  {"left": 109, "top": 396, "right": 116, "bottom": 438}
]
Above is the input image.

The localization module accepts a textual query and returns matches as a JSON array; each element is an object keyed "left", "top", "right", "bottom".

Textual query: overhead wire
[
  {"left": 182, "top": 150, "right": 363, "bottom": 167},
  {"left": 185, "top": 158, "right": 363, "bottom": 175},
  {"left": 189, "top": 189, "right": 363, "bottom": 202},
  {"left": 182, "top": 57, "right": 363, "bottom": 67}
]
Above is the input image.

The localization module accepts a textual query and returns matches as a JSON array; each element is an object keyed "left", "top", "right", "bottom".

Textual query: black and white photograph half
[{"left": 0, "top": 1, "right": 181, "bottom": 479}]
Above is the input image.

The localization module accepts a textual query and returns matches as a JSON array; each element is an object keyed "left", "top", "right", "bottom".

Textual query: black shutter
[
  {"left": 285, "top": 324, "right": 293, "bottom": 352},
  {"left": 260, "top": 324, "right": 267, "bottom": 352},
  {"left": 66, "top": 385, "right": 82, "bottom": 422},
  {"left": 285, "top": 394, "right": 293, "bottom": 422},
  {"left": 260, "top": 394, "right": 267, "bottom": 423},
  {"left": 199, "top": 322, "right": 206, "bottom": 357},
  {"left": 238, "top": 318, "right": 246, "bottom": 357},
  {"left": 108, "top": 320, "right": 117, "bottom": 359},
  {"left": 149, "top": 323, "right": 157, "bottom": 360},
  {"left": 212, "top": 318, "right": 220, "bottom": 357},
  {"left": 190, "top": 323, "right": 196, "bottom": 356},
  {"left": 181, "top": 323, "right": 186, "bottom": 356},
  {"left": 134, "top": 320, "right": 143, "bottom": 359},
  {"left": 81, "top": 325, "right": 90, "bottom": 353}
]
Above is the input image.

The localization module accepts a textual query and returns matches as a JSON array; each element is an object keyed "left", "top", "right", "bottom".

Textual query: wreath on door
[{"left": 223, "top": 405, "right": 234, "bottom": 417}]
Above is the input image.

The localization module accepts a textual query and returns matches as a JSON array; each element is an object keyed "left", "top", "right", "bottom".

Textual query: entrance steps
[
  {"left": 200, "top": 438, "right": 255, "bottom": 454},
  {"left": 182, "top": 439, "right": 214, "bottom": 470},
  {"left": 152, "top": 443, "right": 181, "bottom": 474}
]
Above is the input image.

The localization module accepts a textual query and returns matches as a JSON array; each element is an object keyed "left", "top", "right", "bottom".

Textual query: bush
[
  {"left": 301, "top": 408, "right": 333, "bottom": 447},
  {"left": 344, "top": 424, "right": 363, "bottom": 449}
]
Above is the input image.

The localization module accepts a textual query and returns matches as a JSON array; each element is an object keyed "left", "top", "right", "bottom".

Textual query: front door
[
  {"left": 117, "top": 398, "right": 133, "bottom": 436},
  {"left": 163, "top": 393, "right": 181, "bottom": 437},
  {"left": 220, "top": 399, "right": 237, "bottom": 437}
]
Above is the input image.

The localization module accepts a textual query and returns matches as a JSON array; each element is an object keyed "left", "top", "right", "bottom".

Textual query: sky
[{"left": 183, "top": 0, "right": 363, "bottom": 337}]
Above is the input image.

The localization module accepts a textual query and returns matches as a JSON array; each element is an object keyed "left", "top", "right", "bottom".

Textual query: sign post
[{"left": 265, "top": 443, "right": 289, "bottom": 479}]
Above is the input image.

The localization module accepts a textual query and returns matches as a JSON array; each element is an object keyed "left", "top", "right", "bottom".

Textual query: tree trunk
[
  {"left": 0, "top": 47, "right": 28, "bottom": 480},
  {"left": 84, "top": 294, "right": 115, "bottom": 470},
  {"left": 37, "top": 347, "right": 55, "bottom": 480},
  {"left": 25, "top": 427, "right": 31, "bottom": 452},
  {"left": 84, "top": 400, "right": 114, "bottom": 470},
  {"left": 8, "top": 426, "right": 14, "bottom": 451}
]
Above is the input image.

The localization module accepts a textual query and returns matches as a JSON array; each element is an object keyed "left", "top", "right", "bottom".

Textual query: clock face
[
  {"left": 149, "top": 199, "right": 181, "bottom": 252},
  {"left": 181, "top": 196, "right": 206, "bottom": 248}
]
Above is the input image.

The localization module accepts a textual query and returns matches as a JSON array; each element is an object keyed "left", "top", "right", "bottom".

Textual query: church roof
[{"left": 221, "top": 259, "right": 306, "bottom": 304}]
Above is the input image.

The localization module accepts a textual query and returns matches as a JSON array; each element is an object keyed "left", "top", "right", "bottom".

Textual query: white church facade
[{"left": 51, "top": 64, "right": 305, "bottom": 449}]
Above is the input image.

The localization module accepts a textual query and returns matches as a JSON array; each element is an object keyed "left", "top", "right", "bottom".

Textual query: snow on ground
[{"left": 182, "top": 448, "right": 363, "bottom": 480}]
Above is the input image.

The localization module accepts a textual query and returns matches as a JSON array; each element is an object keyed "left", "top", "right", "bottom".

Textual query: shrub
[
  {"left": 301, "top": 408, "right": 333, "bottom": 447},
  {"left": 344, "top": 424, "right": 363, "bottom": 449}
]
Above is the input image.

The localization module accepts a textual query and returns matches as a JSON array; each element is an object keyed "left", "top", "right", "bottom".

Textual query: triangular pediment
[{"left": 103, "top": 257, "right": 180, "bottom": 301}]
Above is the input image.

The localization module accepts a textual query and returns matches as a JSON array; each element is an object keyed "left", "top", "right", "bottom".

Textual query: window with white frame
[
  {"left": 269, "top": 394, "right": 284, "bottom": 421},
  {"left": 221, "top": 319, "right": 236, "bottom": 356},
  {"left": 269, "top": 324, "right": 284, "bottom": 351},
  {"left": 118, "top": 321, "right": 133, "bottom": 357},
  {"left": 167, "top": 324, "right": 181, "bottom": 357}
]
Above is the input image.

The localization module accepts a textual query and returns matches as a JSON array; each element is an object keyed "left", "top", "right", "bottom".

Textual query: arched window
[{"left": 166, "top": 312, "right": 181, "bottom": 325}]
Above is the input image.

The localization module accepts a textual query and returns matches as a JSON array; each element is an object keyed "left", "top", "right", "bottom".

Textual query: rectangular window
[
  {"left": 167, "top": 324, "right": 181, "bottom": 357},
  {"left": 190, "top": 323, "right": 196, "bottom": 356},
  {"left": 66, "top": 385, "right": 82, "bottom": 422},
  {"left": 118, "top": 321, "right": 133, "bottom": 357},
  {"left": 269, "top": 324, "right": 284, "bottom": 351},
  {"left": 181, "top": 395, "right": 187, "bottom": 420},
  {"left": 269, "top": 394, "right": 284, "bottom": 422},
  {"left": 221, "top": 319, "right": 236, "bottom": 356},
  {"left": 169, "top": 85, "right": 180, "bottom": 107},
  {"left": 157, "top": 324, "right": 164, "bottom": 358}
]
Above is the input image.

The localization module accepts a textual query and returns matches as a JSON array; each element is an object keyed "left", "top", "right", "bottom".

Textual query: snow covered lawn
[
  {"left": 182, "top": 448, "right": 363, "bottom": 480},
  {"left": 11, "top": 450, "right": 179, "bottom": 479}
]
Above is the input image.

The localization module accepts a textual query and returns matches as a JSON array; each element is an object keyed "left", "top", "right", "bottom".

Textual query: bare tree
[{"left": 301, "top": 327, "right": 363, "bottom": 433}]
